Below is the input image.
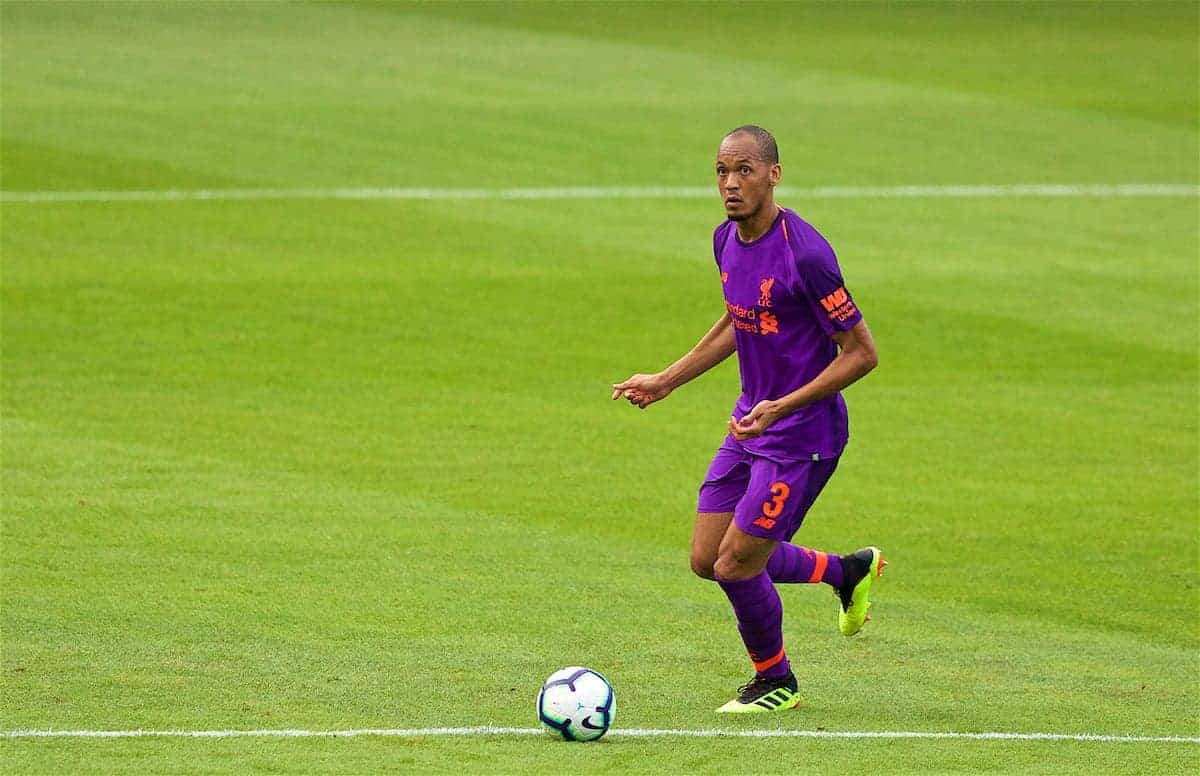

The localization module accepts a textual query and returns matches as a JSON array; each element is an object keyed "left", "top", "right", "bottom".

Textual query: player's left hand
[{"left": 728, "top": 400, "right": 785, "bottom": 441}]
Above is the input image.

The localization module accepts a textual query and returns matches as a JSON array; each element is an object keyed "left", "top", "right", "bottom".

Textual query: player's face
[{"left": 716, "top": 136, "right": 780, "bottom": 222}]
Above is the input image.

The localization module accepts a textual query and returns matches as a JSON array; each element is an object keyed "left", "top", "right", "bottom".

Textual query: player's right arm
[{"left": 611, "top": 314, "right": 735, "bottom": 409}]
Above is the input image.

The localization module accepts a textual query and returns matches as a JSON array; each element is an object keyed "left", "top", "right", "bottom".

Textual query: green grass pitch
[{"left": 2, "top": 1, "right": 1197, "bottom": 773}]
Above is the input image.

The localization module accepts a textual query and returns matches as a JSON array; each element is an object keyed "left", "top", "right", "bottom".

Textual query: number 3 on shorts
[{"left": 761, "top": 481, "right": 791, "bottom": 518}]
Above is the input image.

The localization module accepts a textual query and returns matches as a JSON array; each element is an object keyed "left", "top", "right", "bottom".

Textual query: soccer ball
[{"left": 536, "top": 666, "right": 616, "bottom": 741}]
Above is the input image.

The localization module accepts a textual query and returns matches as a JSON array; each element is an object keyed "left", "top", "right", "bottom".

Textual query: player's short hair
[{"left": 724, "top": 125, "right": 779, "bottom": 164}]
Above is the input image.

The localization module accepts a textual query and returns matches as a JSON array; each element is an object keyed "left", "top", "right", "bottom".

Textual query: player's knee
[
  {"left": 713, "top": 549, "right": 758, "bottom": 582},
  {"left": 690, "top": 551, "right": 716, "bottom": 580}
]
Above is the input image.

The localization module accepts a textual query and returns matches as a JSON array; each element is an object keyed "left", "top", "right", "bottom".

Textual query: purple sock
[
  {"left": 766, "top": 543, "right": 845, "bottom": 587},
  {"left": 716, "top": 571, "right": 791, "bottom": 678}
]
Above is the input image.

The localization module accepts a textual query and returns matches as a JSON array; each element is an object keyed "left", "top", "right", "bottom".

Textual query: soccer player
[{"left": 612, "top": 126, "right": 883, "bottom": 713}]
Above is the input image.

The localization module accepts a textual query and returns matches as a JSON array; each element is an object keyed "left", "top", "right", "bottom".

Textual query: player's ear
[{"left": 769, "top": 164, "right": 781, "bottom": 186}]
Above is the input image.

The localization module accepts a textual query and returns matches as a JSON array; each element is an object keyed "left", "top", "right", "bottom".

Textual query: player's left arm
[
  {"left": 789, "top": 318, "right": 878, "bottom": 405},
  {"left": 730, "top": 320, "right": 878, "bottom": 440},
  {"left": 798, "top": 320, "right": 878, "bottom": 403}
]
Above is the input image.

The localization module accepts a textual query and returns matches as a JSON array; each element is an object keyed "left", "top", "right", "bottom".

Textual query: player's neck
[{"left": 735, "top": 202, "right": 781, "bottom": 244}]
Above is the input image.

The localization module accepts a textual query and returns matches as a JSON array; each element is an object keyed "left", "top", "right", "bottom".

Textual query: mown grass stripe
[
  {"left": 1, "top": 184, "right": 1197, "bottom": 203},
  {"left": 3, "top": 727, "right": 1197, "bottom": 743}
]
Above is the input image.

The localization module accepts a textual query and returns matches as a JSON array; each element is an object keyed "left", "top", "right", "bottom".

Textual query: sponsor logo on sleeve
[{"left": 818, "top": 286, "right": 858, "bottom": 323}]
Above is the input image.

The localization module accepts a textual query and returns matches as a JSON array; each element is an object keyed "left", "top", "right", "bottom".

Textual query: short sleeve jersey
[{"left": 713, "top": 207, "right": 863, "bottom": 461}]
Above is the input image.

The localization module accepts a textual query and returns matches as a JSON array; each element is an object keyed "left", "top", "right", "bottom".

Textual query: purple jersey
[{"left": 714, "top": 207, "right": 863, "bottom": 462}]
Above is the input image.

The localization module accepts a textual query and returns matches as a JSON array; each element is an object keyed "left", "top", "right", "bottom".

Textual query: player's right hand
[{"left": 611, "top": 373, "right": 671, "bottom": 409}]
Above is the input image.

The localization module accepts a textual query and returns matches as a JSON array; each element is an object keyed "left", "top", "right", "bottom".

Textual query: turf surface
[{"left": 2, "top": 1, "right": 1198, "bottom": 774}]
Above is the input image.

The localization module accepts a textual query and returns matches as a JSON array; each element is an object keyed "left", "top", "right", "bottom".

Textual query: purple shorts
[{"left": 697, "top": 437, "right": 839, "bottom": 541}]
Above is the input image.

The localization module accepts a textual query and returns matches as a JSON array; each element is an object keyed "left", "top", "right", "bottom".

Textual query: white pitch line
[
  {"left": 0, "top": 183, "right": 1197, "bottom": 203},
  {"left": 2, "top": 727, "right": 1197, "bottom": 743}
]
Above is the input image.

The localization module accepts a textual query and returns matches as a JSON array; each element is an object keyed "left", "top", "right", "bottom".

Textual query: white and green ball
[{"left": 536, "top": 666, "right": 615, "bottom": 741}]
